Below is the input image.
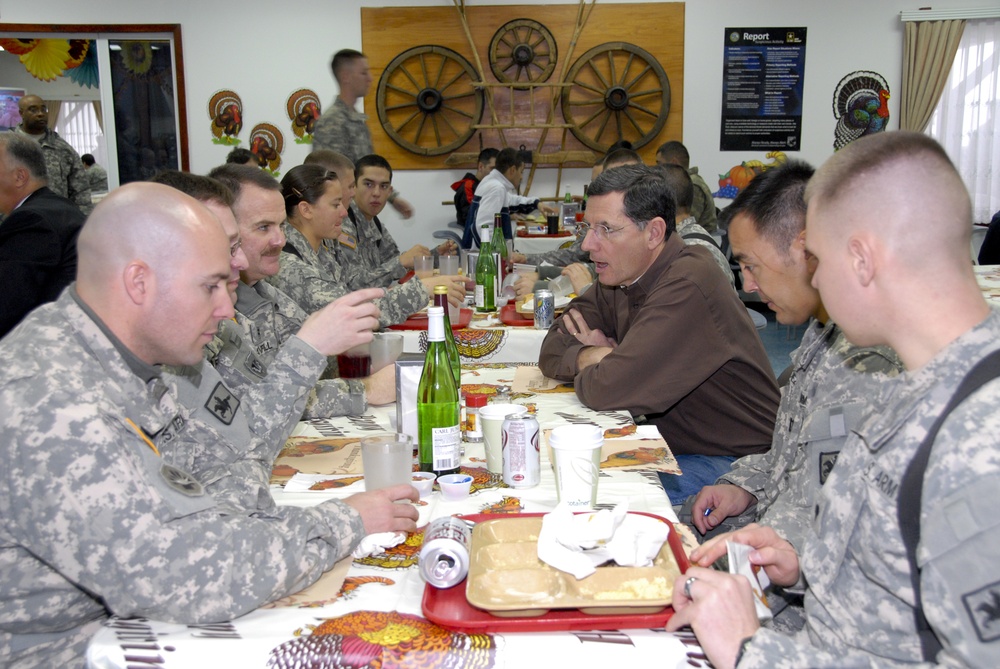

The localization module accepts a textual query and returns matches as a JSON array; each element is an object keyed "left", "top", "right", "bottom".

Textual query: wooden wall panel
[{"left": 361, "top": 3, "right": 684, "bottom": 170}]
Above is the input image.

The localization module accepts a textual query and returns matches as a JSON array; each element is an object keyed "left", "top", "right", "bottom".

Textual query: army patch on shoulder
[
  {"left": 205, "top": 382, "right": 240, "bottom": 425},
  {"left": 159, "top": 463, "right": 205, "bottom": 497},
  {"left": 819, "top": 451, "right": 839, "bottom": 485},
  {"left": 963, "top": 580, "right": 1000, "bottom": 643},
  {"left": 338, "top": 233, "right": 357, "bottom": 249},
  {"left": 244, "top": 352, "right": 267, "bottom": 378}
]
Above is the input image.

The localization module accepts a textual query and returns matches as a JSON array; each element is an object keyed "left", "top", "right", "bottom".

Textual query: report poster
[{"left": 720, "top": 27, "right": 807, "bottom": 151}]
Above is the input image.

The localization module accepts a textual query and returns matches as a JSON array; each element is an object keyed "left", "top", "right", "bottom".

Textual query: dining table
[
  {"left": 86, "top": 363, "right": 709, "bottom": 669},
  {"left": 975, "top": 263, "right": 1000, "bottom": 305},
  {"left": 391, "top": 307, "right": 550, "bottom": 364}
]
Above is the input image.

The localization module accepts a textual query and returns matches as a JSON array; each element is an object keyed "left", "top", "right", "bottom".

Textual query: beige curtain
[
  {"left": 92, "top": 100, "right": 103, "bottom": 131},
  {"left": 900, "top": 19, "right": 966, "bottom": 132},
  {"left": 43, "top": 99, "right": 62, "bottom": 129}
]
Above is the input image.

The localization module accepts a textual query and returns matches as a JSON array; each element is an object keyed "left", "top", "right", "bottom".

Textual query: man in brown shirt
[{"left": 539, "top": 165, "right": 778, "bottom": 503}]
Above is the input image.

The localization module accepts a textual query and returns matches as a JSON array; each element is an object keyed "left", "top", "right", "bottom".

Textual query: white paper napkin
[
  {"left": 351, "top": 531, "right": 406, "bottom": 558},
  {"left": 536, "top": 502, "right": 670, "bottom": 579}
]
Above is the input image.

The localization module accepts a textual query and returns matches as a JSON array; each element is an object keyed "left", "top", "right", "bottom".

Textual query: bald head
[
  {"left": 78, "top": 183, "right": 224, "bottom": 288},
  {"left": 77, "top": 183, "right": 234, "bottom": 365}
]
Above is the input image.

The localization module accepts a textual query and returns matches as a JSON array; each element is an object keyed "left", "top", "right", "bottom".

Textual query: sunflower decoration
[
  {"left": 249, "top": 122, "right": 284, "bottom": 176},
  {"left": 119, "top": 41, "right": 153, "bottom": 76},
  {"left": 67, "top": 44, "right": 100, "bottom": 89},
  {"left": 285, "top": 88, "right": 321, "bottom": 143},
  {"left": 10, "top": 38, "right": 71, "bottom": 81}
]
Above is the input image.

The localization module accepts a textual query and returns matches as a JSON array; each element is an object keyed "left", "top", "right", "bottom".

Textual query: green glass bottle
[
  {"left": 475, "top": 224, "right": 496, "bottom": 312},
  {"left": 433, "top": 285, "right": 462, "bottom": 386},
  {"left": 417, "top": 306, "right": 461, "bottom": 476},
  {"left": 490, "top": 212, "right": 510, "bottom": 281}
]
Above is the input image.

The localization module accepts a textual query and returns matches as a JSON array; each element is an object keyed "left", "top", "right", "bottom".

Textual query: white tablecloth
[
  {"left": 87, "top": 365, "right": 703, "bottom": 669},
  {"left": 513, "top": 233, "right": 576, "bottom": 256}
]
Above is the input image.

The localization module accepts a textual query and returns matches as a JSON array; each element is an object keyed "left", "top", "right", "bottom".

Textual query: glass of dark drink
[{"left": 337, "top": 343, "right": 372, "bottom": 378}]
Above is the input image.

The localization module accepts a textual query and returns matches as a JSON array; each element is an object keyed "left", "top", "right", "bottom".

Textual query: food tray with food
[{"left": 421, "top": 512, "right": 688, "bottom": 632}]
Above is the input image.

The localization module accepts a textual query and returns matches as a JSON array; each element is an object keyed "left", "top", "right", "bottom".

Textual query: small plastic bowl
[
  {"left": 411, "top": 472, "right": 437, "bottom": 497},
  {"left": 438, "top": 473, "right": 473, "bottom": 501}
]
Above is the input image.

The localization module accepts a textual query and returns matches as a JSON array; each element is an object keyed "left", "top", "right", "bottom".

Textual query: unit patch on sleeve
[
  {"left": 963, "top": 580, "right": 1000, "bottom": 643},
  {"left": 205, "top": 382, "right": 240, "bottom": 425}
]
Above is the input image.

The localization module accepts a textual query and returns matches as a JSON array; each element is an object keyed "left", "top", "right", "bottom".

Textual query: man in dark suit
[{"left": 0, "top": 132, "right": 85, "bottom": 337}]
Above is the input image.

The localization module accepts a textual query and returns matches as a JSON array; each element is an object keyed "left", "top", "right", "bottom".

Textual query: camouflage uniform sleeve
[
  {"left": 377, "top": 278, "right": 429, "bottom": 328},
  {"left": 918, "top": 385, "right": 1000, "bottom": 668},
  {"left": 339, "top": 250, "right": 406, "bottom": 290},
  {"left": 1, "top": 390, "right": 365, "bottom": 626},
  {"left": 311, "top": 105, "right": 351, "bottom": 156},
  {"left": 66, "top": 156, "right": 92, "bottom": 212},
  {"left": 302, "top": 375, "right": 367, "bottom": 419},
  {"left": 269, "top": 251, "right": 352, "bottom": 314},
  {"left": 718, "top": 451, "right": 774, "bottom": 499},
  {"left": 524, "top": 236, "right": 588, "bottom": 268},
  {"left": 238, "top": 334, "right": 328, "bottom": 462}
]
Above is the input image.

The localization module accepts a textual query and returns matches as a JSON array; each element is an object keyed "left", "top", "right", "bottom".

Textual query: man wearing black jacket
[{"left": 0, "top": 132, "right": 84, "bottom": 337}]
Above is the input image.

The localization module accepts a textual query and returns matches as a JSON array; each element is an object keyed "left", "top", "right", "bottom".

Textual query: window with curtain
[
  {"left": 925, "top": 18, "right": 1000, "bottom": 224},
  {"left": 54, "top": 100, "right": 108, "bottom": 169}
]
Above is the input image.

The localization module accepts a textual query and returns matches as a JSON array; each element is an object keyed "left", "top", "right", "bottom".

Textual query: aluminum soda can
[
  {"left": 419, "top": 516, "right": 472, "bottom": 589},
  {"left": 534, "top": 289, "right": 555, "bottom": 330},
  {"left": 502, "top": 414, "right": 540, "bottom": 488}
]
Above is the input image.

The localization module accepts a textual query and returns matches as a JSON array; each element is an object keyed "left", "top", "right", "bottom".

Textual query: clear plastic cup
[{"left": 361, "top": 433, "right": 413, "bottom": 491}]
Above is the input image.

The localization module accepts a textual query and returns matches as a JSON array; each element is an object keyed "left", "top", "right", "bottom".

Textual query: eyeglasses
[
  {"left": 577, "top": 221, "right": 633, "bottom": 240},
  {"left": 229, "top": 238, "right": 243, "bottom": 257}
]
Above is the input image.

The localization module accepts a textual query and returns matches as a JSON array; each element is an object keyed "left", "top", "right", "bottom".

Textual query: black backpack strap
[
  {"left": 681, "top": 231, "right": 720, "bottom": 250},
  {"left": 372, "top": 215, "right": 384, "bottom": 248},
  {"left": 281, "top": 242, "right": 302, "bottom": 260},
  {"left": 897, "top": 348, "right": 1000, "bottom": 661}
]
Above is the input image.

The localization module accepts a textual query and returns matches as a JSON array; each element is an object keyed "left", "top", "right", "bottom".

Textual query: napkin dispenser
[{"left": 395, "top": 353, "right": 425, "bottom": 445}]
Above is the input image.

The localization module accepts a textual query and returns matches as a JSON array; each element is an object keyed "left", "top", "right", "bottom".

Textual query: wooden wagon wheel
[
  {"left": 376, "top": 45, "right": 484, "bottom": 156},
  {"left": 488, "top": 18, "right": 557, "bottom": 84},
  {"left": 561, "top": 42, "right": 670, "bottom": 153}
]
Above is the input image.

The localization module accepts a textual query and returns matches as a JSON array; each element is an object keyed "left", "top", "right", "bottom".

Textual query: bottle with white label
[{"left": 417, "top": 306, "right": 461, "bottom": 476}]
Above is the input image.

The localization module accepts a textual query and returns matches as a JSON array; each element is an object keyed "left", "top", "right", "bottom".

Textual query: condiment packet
[
  {"left": 727, "top": 541, "right": 772, "bottom": 622},
  {"left": 537, "top": 502, "right": 670, "bottom": 579}
]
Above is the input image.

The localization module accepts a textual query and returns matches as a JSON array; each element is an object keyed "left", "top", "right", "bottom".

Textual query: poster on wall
[{"left": 720, "top": 27, "right": 806, "bottom": 152}]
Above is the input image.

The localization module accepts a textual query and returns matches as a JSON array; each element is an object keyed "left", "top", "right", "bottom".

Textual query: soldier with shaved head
[
  {"left": 0, "top": 183, "right": 418, "bottom": 668},
  {"left": 667, "top": 132, "right": 1000, "bottom": 669}
]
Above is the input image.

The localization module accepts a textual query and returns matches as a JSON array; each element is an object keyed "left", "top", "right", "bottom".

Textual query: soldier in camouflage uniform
[
  {"left": 207, "top": 164, "right": 397, "bottom": 416},
  {"left": 149, "top": 170, "right": 337, "bottom": 509},
  {"left": 312, "top": 49, "right": 413, "bottom": 218},
  {"left": 342, "top": 155, "right": 457, "bottom": 288},
  {"left": 268, "top": 164, "right": 465, "bottom": 328},
  {"left": 656, "top": 140, "right": 718, "bottom": 233},
  {"left": 688, "top": 161, "right": 901, "bottom": 550},
  {"left": 13, "top": 94, "right": 91, "bottom": 213},
  {"left": 0, "top": 183, "right": 418, "bottom": 668},
  {"left": 667, "top": 133, "right": 1000, "bottom": 668}
]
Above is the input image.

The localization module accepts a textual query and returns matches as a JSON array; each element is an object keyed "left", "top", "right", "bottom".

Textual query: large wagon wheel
[
  {"left": 489, "top": 18, "right": 557, "bottom": 84},
  {"left": 376, "top": 45, "right": 484, "bottom": 156},
  {"left": 561, "top": 42, "right": 670, "bottom": 152}
]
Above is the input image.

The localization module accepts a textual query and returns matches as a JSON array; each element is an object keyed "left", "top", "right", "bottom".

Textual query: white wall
[{"left": 1, "top": 0, "right": 993, "bottom": 249}]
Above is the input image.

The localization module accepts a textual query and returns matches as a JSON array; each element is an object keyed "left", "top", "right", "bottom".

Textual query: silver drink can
[
  {"left": 502, "top": 414, "right": 540, "bottom": 488},
  {"left": 418, "top": 516, "right": 472, "bottom": 589},
  {"left": 534, "top": 289, "right": 555, "bottom": 330}
]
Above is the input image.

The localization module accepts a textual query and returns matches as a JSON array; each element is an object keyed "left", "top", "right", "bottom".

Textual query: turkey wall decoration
[
  {"left": 832, "top": 71, "right": 890, "bottom": 151},
  {"left": 209, "top": 89, "right": 243, "bottom": 145},
  {"left": 286, "top": 89, "right": 321, "bottom": 144}
]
